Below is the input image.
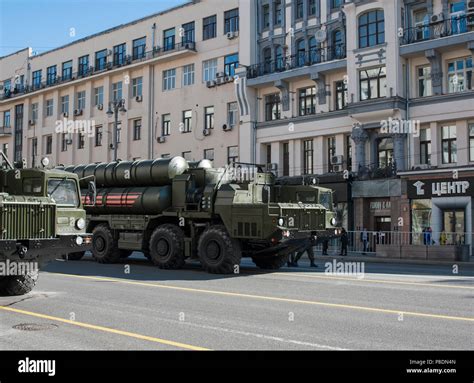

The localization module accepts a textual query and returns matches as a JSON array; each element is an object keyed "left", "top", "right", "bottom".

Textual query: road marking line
[
  {"left": 52, "top": 273, "right": 474, "bottom": 323},
  {"left": 0, "top": 306, "right": 209, "bottom": 351},
  {"left": 270, "top": 272, "right": 474, "bottom": 290}
]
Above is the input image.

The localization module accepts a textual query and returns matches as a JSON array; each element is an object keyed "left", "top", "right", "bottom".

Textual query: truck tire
[
  {"left": 0, "top": 271, "right": 39, "bottom": 296},
  {"left": 149, "top": 225, "right": 185, "bottom": 269},
  {"left": 92, "top": 224, "right": 122, "bottom": 264},
  {"left": 63, "top": 252, "right": 85, "bottom": 261},
  {"left": 252, "top": 253, "right": 289, "bottom": 270},
  {"left": 198, "top": 225, "right": 241, "bottom": 274}
]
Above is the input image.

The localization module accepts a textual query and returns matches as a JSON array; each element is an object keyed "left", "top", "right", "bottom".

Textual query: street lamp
[{"left": 106, "top": 99, "right": 127, "bottom": 161}]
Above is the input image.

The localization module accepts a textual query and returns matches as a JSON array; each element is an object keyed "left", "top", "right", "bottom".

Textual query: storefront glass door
[{"left": 443, "top": 210, "right": 465, "bottom": 244}]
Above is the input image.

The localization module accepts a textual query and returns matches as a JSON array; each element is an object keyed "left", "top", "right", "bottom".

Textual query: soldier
[{"left": 292, "top": 236, "right": 318, "bottom": 268}]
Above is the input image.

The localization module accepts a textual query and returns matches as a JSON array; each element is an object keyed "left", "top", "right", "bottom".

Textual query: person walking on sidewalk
[
  {"left": 361, "top": 228, "right": 369, "bottom": 254},
  {"left": 340, "top": 228, "right": 348, "bottom": 256},
  {"left": 291, "top": 236, "right": 318, "bottom": 268}
]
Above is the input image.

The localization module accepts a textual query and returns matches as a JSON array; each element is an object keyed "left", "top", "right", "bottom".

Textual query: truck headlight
[
  {"left": 330, "top": 218, "right": 337, "bottom": 227},
  {"left": 75, "top": 236, "right": 84, "bottom": 246},
  {"left": 76, "top": 218, "right": 86, "bottom": 230},
  {"left": 278, "top": 218, "right": 284, "bottom": 226}
]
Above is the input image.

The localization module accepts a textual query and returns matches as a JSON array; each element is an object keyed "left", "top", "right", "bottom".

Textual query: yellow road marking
[
  {"left": 271, "top": 272, "right": 474, "bottom": 290},
  {"left": 52, "top": 273, "right": 474, "bottom": 323},
  {"left": 0, "top": 306, "right": 209, "bottom": 351}
]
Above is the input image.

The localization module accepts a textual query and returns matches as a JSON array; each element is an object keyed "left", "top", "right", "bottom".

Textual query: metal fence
[{"left": 312, "top": 231, "right": 473, "bottom": 255}]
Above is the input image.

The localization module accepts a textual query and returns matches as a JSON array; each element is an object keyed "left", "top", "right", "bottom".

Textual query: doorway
[{"left": 443, "top": 209, "right": 465, "bottom": 244}]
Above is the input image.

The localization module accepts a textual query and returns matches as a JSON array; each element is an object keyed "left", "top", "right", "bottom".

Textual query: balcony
[
  {"left": 400, "top": 14, "right": 474, "bottom": 55},
  {"left": 0, "top": 126, "right": 12, "bottom": 136},
  {"left": 246, "top": 45, "right": 347, "bottom": 85},
  {"left": 0, "top": 42, "right": 196, "bottom": 101}
]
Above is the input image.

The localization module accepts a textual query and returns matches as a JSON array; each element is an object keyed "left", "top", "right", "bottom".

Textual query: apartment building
[
  {"left": 0, "top": 0, "right": 241, "bottom": 168},
  {"left": 238, "top": 0, "right": 474, "bottom": 253}
]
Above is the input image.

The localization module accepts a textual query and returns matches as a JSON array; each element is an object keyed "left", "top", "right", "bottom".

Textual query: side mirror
[{"left": 87, "top": 181, "right": 97, "bottom": 206}]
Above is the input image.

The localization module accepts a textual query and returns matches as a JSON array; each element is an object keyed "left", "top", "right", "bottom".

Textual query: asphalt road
[{"left": 0, "top": 253, "right": 473, "bottom": 350}]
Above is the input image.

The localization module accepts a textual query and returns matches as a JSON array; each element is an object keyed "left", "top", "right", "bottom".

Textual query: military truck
[
  {"left": 62, "top": 157, "right": 340, "bottom": 274},
  {"left": 0, "top": 152, "right": 93, "bottom": 295}
]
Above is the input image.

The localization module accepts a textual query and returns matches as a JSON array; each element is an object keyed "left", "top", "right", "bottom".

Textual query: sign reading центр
[{"left": 408, "top": 178, "right": 474, "bottom": 198}]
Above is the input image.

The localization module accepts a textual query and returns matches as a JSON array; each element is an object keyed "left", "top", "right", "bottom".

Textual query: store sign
[
  {"left": 370, "top": 201, "right": 391, "bottom": 210},
  {"left": 408, "top": 178, "right": 474, "bottom": 198}
]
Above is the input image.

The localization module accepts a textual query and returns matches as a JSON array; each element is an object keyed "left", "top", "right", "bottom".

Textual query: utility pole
[{"left": 106, "top": 99, "right": 127, "bottom": 161}]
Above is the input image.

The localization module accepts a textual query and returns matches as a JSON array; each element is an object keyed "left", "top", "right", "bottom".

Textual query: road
[{"left": 0, "top": 254, "right": 473, "bottom": 350}]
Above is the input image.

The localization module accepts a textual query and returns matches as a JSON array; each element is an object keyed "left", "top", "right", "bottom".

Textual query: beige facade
[{"left": 0, "top": 0, "right": 241, "bottom": 167}]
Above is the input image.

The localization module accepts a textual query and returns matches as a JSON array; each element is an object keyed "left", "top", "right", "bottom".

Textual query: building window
[
  {"left": 61, "top": 95, "right": 69, "bottom": 115},
  {"left": 274, "top": 1, "right": 283, "bottom": 25},
  {"left": 224, "top": 53, "right": 239, "bottom": 77},
  {"left": 327, "top": 136, "right": 336, "bottom": 172},
  {"left": 331, "top": 0, "right": 342, "bottom": 9},
  {"left": 441, "top": 125, "right": 457, "bottom": 164},
  {"left": 296, "top": 0, "right": 304, "bottom": 19},
  {"left": 183, "top": 64, "right": 195, "bottom": 86},
  {"left": 303, "top": 140, "right": 314, "bottom": 174},
  {"left": 224, "top": 8, "right": 239, "bottom": 33},
  {"left": 360, "top": 66, "right": 387, "bottom": 101},
  {"left": 3, "top": 111, "right": 11, "bottom": 128},
  {"left": 263, "top": 5, "right": 270, "bottom": 29},
  {"left": 163, "top": 69, "right": 176, "bottom": 91},
  {"left": 162, "top": 114, "right": 171, "bottom": 136},
  {"left": 204, "top": 106, "right": 214, "bottom": 130},
  {"left": 46, "top": 135, "right": 52, "bottom": 155},
  {"left": 204, "top": 148, "right": 214, "bottom": 161},
  {"left": 182, "top": 110, "right": 192, "bottom": 133},
  {"left": 77, "top": 91, "right": 86, "bottom": 110},
  {"left": 32, "top": 70, "right": 42, "bottom": 89},
  {"left": 346, "top": 135, "right": 352, "bottom": 171},
  {"left": 132, "top": 77, "right": 143, "bottom": 97},
  {"left": 31, "top": 103, "right": 38, "bottom": 121},
  {"left": 335, "top": 80, "right": 348, "bottom": 110},
  {"left": 62, "top": 60, "right": 73, "bottom": 80},
  {"left": 95, "top": 126, "right": 103, "bottom": 147},
  {"left": 203, "top": 15, "right": 217, "bottom": 40},
  {"left": 61, "top": 133, "right": 68, "bottom": 152},
  {"left": 182, "top": 151, "right": 193, "bottom": 161},
  {"left": 78, "top": 132, "right": 85, "bottom": 149},
  {"left": 163, "top": 28, "right": 175, "bottom": 51},
  {"left": 94, "top": 86, "right": 104, "bottom": 106},
  {"left": 78, "top": 55, "right": 89, "bottom": 76},
  {"left": 227, "top": 102, "right": 238, "bottom": 128},
  {"left": 95, "top": 49, "right": 107, "bottom": 71},
  {"left": 182, "top": 22, "right": 195, "bottom": 44},
  {"left": 46, "top": 99, "right": 54, "bottom": 117},
  {"left": 358, "top": 10, "right": 385, "bottom": 49},
  {"left": 133, "top": 119, "right": 141, "bottom": 141},
  {"left": 309, "top": 0, "right": 317, "bottom": 16},
  {"left": 330, "top": 29, "right": 344, "bottom": 60},
  {"left": 203, "top": 58, "right": 218, "bottom": 82},
  {"left": 299, "top": 87, "right": 316, "bottom": 116},
  {"left": 447, "top": 57, "right": 473, "bottom": 93},
  {"left": 377, "top": 138, "right": 394, "bottom": 168},
  {"left": 420, "top": 128, "right": 431, "bottom": 165},
  {"left": 283, "top": 142, "right": 290, "bottom": 176},
  {"left": 265, "top": 94, "right": 281, "bottom": 121},
  {"left": 113, "top": 43, "right": 126, "bottom": 66},
  {"left": 417, "top": 65, "right": 432, "bottom": 97},
  {"left": 132, "top": 37, "right": 146, "bottom": 60},
  {"left": 469, "top": 124, "right": 474, "bottom": 162},
  {"left": 296, "top": 39, "right": 306, "bottom": 67},
  {"left": 112, "top": 81, "right": 123, "bottom": 101},
  {"left": 46, "top": 65, "right": 57, "bottom": 85},
  {"left": 228, "top": 146, "right": 239, "bottom": 164}
]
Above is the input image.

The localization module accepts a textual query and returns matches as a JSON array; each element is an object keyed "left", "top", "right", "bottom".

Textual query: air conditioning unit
[
  {"left": 74, "top": 109, "right": 83, "bottom": 116},
  {"left": 430, "top": 13, "right": 444, "bottom": 24},
  {"left": 206, "top": 80, "right": 217, "bottom": 88},
  {"left": 226, "top": 31, "right": 236, "bottom": 40},
  {"left": 331, "top": 155, "right": 343, "bottom": 165},
  {"left": 107, "top": 49, "right": 113, "bottom": 56},
  {"left": 157, "top": 136, "right": 166, "bottom": 143},
  {"left": 332, "top": 164, "right": 343, "bottom": 173},
  {"left": 63, "top": 112, "right": 69, "bottom": 118},
  {"left": 468, "top": 1, "right": 474, "bottom": 11},
  {"left": 216, "top": 77, "right": 225, "bottom": 85},
  {"left": 225, "top": 76, "right": 234, "bottom": 83},
  {"left": 28, "top": 119, "right": 35, "bottom": 126},
  {"left": 216, "top": 72, "right": 225, "bottom": 78},
  {"left": 467, "top": 12, "right": 474, "bottom": 25},
  {"left": 135, "top": 95, "right": 143, "bottom": 102},
  {"left": 97, "top": 104, "right": 104, "bottom": 110},
  {"left": 203, "top": 129, "right": 211, "bottom": 136},
  {"left": 222, "top": 124, "right": 232, "bottom": 132}
]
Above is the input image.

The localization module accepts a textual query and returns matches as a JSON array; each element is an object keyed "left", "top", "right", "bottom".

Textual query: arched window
[
  {"left": 296, "top": 39, "right": 306, "bottom": 67},
  {"left": 275, "top": 45, "right": 284, "bottom": 71},
  {"left": 358, "top": 10, "right": 385, "bottom": 48},
  {"left": 263, "top": 47, "right": 272, "bottom": 74},
  {"left": 308, "top": 36, "right": 319, "bottom": 64},
  {"left": 331, "top": 29, "right": 344, "bottom": 59}
]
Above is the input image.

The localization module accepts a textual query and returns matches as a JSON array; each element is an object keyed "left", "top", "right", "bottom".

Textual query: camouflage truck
[
  {"left": 63, "top": 157, "right": 340, "bottom": 274},
  {"left": 0, "top": 152, "right": 93, "bottom": 295}
]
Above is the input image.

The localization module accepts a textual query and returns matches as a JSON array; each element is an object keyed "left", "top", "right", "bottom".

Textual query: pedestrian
[
  {"left": 440, "top": 230, "right": 447, "bottom": 245},
  {"left": 293, "top": 236, "right": 317, "bottom": 268},
  {"left": 340, "top": 228, "right": 348, "bottom": 256},
  {"left": 322, "top": 238, "right": 329, "bottom": 255},
  {"left": 361, "top": 228, "right": 368, "bottom": 254}
]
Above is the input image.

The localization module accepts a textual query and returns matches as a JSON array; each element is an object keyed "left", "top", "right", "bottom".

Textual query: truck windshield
[
  {"left": 319, "top": 191, "right": 332, "bottom": 210},
  {"left": 47, "top": 179, "right": 79, "bottom": 207},
  {"left": 23, "top": 178, "right": 43, "bottom": 195},
  {"left": 297, "top": 192, "right": 318, "bottom": 203}
]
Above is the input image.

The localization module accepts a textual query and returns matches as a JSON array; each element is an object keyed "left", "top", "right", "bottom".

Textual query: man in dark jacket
[
  {"left": 340, "top": 228, "right": 348, "bottom": 256},
  {"left": 291, "top": 236, "right": 317, "bottom": 268}
]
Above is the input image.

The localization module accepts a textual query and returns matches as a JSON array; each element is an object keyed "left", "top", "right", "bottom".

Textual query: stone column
[
  {"left": 351, "top": 124, "right": 369, "bottom": 173},
  {"left": 274, "top": 79, "right": 290, "bottom": 111},
  {"left": 425, "top": 49, "right": 443, "bottom": 95},
  {"left": 393, "top": 133, "right": 406, "bottom": 172}
]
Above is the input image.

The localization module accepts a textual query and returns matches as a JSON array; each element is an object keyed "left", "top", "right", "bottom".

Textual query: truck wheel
[
  {"left": 252, "top": 253, "right": 289, "bottom": 270},
  {"left": 149, "top": 225, "right": 185, "bottom": 269},
  {"left": 198, "top": 225, "right": 241, "bottom": 274},
  {"left": 92, "top": 224, "right": 122, "bottom": 264},
  {"left": 63, "top": 252, "right": 85, "bottom": 261},
  {"left": 0, "top": 271, "right": 39, "bottom": 296}
]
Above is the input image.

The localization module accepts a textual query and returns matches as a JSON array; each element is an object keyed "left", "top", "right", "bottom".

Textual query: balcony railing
[
  {"left": 0, "top": 41, "right": 196, "bottom": 101},
  {"left": 400, "top": 13, "right": 474, "bottom": 45},
  {"left": 356, "top": 162, "right": 397, "bottom": 180},
  {"left": 0, "top": 126, "right": 12, "bottom": 135},
  {"left": 247, "top": 44, "right": 346, "bottom": 79}
]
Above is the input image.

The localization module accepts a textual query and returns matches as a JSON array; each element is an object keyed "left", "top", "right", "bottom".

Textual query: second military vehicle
[
  {"left": 0, "top": 152, "right": 93, "bottom": 295},
  {"left": 63, "top": 157, "right": 340, "bottom": 274}
]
